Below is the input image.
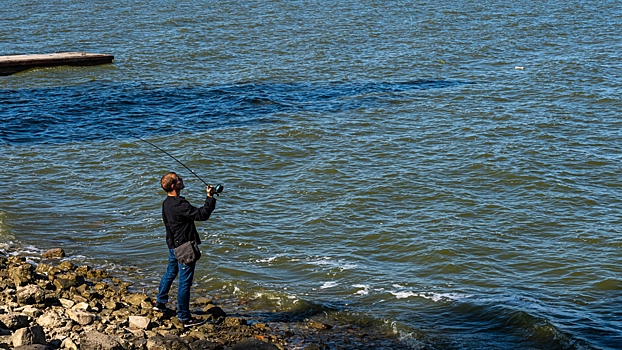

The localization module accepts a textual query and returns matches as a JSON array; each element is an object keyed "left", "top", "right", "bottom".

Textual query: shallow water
[{"left": 2, "top": 1, "right": 622, "bottom": 349}]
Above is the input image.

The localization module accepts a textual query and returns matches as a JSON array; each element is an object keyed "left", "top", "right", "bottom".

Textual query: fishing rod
[{"left": 111, "top": 132, "right": 223, "bottom": 195}]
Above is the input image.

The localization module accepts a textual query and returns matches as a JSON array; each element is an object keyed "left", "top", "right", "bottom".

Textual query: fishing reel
[{"left": 211, "top": 184, "right": 224, "bottom": 196}]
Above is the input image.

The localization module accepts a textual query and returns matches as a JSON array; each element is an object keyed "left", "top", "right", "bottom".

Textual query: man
[{"left": 154, "top": 172, "right": 217, "bottom": 327}]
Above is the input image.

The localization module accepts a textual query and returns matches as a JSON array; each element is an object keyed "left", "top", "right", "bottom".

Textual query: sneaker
[
  {"left": 152, "top": 302, "right": 167, "bottom": 312},
  {"left": 180, "top": 316, "right": 207, "bottom": 328}
]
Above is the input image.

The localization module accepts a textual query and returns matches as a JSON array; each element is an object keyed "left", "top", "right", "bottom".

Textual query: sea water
[{"left": 1, "top": 1, "right": 621, "bottom": 348}]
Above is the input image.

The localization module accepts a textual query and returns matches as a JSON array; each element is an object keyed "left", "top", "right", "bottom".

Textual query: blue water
[{"left": 2, "top": 1, "right": 622, "bottom": 349}]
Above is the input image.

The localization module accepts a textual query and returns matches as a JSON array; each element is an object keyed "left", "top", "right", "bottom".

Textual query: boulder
[
  {"left": 59, "top": 298, "right": 75, "bottom": 309},
  {"left": 53, "top": 272, "right": 82, "bottom": 290},
  {"left": 9, "top": 264, "right": 34, "bottom": 287},
  {"left": 17, "top": 306, "right": 41, "bottom": 318},
  {"left": 203, "top": 305, "right": 226, "bottom": 319},
  {"left": 308, "top": 319, "right": 332, "bottom": 330},
  {"left": 123, "top": 293, "right": 150, "bottom": 307},
  {"left": 11, "top": 345, "right": 48, "bottom": 350},
  {"left": 195, "top": 297, "right": 213, "bottom": 305},
  {"left": 129, "top": 316, "right": 152, "bottom": 330},
  {"left": 42, "top": 248, "right": 65, "bottom": 259},
  {"left": 16, "top": 285, "right": 45, "bottom": 305},
  {"left": 146, "top": 334, "right": 190, "bottom": 350},
  {"left": 222, "top": 317, "right": 246, "bottom": 327},
  {"left": 67, "top": 309, "right": 96, "bottom": 326},
  {"left": 11, "top": 326, "right": 46, "bottom": 347},
  {"left": 36, "top": 309, "right": 71, "bottom": 328},
  {"left": 80, "top": 331, "right": 125, "bottom": 350},
  {"left": 35, "top": 263, "right": 61, "bottom": 277},
  {"left": 57, "top": 261, "right": 77, "bottom": 271},
  {"left": 0, "top": 313, "right": 30, "bottom": 330},
  {"left": 61, "top": 337, "right": 78, "bottom": 350}
]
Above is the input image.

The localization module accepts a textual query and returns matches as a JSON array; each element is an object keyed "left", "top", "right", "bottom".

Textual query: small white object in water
[{"left": 515, "top": 66, "right": 525, "bottom": 70}]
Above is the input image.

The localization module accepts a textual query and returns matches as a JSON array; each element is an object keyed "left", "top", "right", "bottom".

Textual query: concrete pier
[{"left": 0, "top": 52, "right": 114, "bottom": 76}]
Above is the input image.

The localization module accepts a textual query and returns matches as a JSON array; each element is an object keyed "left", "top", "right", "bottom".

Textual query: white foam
[
  {"left": 308, "top": 256, "right": 357, "bottom": 270},
  {"left": 353, "top": 284, "right": 370, "bottom": 295},
  {"left": 391, "top": 291, "right": 469, "bottom": 302},
  {"left": 320, "top": 281, "right": 339, "bottom": 289},
  {"left": 255, "top": 256, "right": 277, "bottom": 263}
]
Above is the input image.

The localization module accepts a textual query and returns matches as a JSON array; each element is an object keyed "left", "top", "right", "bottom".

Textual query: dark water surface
[{"left": 2, "top": 1, "right": 621, "bottom": 349}]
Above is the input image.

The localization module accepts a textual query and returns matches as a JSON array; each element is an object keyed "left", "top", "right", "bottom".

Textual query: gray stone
[
  {"left": 59, "top": 298, "right": 75, "bottom": 309},
  {"left": 18, "top": 305, "right": 41, "bottom": 318},
  {"left": 129, "top": 316, "right": 152, "bottom": 330},
  {"left": 16, "top": 285, "right": 45, "bottom": 305},
  {"left": 308, "top": 319, "right": 332, "bottom": 330},
  {"left": 80, "top": 331, "right": 125, "bottom": 350},
  {"left": 0, "top": 313, "right": 30, "bottom": 330},
  {"left": 203, "top": 305, "right": 226, "bottom": 319},
  {"left": 222, "top": 316, "right": 246, "bottom": 327},
  {"left": 11, "top": 326, "right": 46, "bottom": 347},
  {"left": 61, "top": 337, "right": 78, "bottom": 350},
  {"left": 12, "top": 345, "right": 48, "bottom": 350},
  {"left": 9, "top": 264, "right": 34, "bottom": 287},
  {"left": 123, "top": 293, "right": 150, "bottom": 307},
  {"left": 42, "top": 248, "right": 65, "bottom": 259},
  {"left": 146, "top": 334, "right": 190, "bottom": 350},
  {"left": 36, "top": 309, "right": 70, "bottom": 328},
  {"left": 67, "top": 308, "right": 96, "bottom": 326},
  {"left": 53, "top": 272, "right": 81, "bottom": 290}
]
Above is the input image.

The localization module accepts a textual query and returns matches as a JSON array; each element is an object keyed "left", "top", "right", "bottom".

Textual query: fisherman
[{"left": 153, "top": 172, "right": 217, "bottom": 327}]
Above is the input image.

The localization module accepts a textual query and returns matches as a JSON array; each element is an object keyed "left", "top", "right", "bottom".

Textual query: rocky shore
[{"left": 0, "top": 249, "right": 411, "bottom": 350}]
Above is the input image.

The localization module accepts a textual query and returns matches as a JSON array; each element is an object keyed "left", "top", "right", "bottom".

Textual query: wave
[{"left": 0, "top": 79, "right": 468, "bottom": 144}]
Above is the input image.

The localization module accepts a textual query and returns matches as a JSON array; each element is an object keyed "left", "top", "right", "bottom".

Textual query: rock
[
  {"left": 232, "top": 338, "right": 280, "bottom": 350},
  {"left": 67, "top": 309, "right": 96, "bottom": 326},
  {"left": 11, "top": 326, "right": 46, "bottom": 347},
  {"left": 57, "top": 261, "right": 77, "bottom": 271},
  {"left": 72, "top": 302, "right": 90, "bottom": 311},
  {"left": 86, "top": 269, "right": 108, "bottom": 280},
  {"left": 16, "top": 285, "right": 45, "bottom": 305},
  {"left": 189, "top": 339, "right": 224, "bottom": 350},
  {"left": 223, "top": 317, "right": 246, "bottom": 327},
  {"left": 36, "top": 309, "right": 71, "bottom": 328},
  {"left": 35, "top": 263, "right": 61, "bottom": 277},
  {"left": 0, "top": 313, "right": 30, "bottom": 330},
  {"left": 61, "top": 337, "right": 78, "bottom": 350},
  {"left": 103, "top": 301, "right": 121, "bottom": 311},
  {"left": 80, "top": 331, "right": 125, "bottom": 350},
  {"left": 123, "top": 293, "right": 150, "bottom": 307},
  {"left": 12, "top": 345, "right": 48, "bottom": 350},
  {"left": 59, "top": 298, "right": 75, "bottom": 309},
  {"left": 129, "top": 316, "right": 152, "bottom": 330},
  {"left": 195, "top": 297, "right": 213, "bottom": 305},
  {"left": 53, "top": 272, "right": 82, "bottom": 290},
  {"left": 17, "top": 306, "right": 41, "bottom": 318},
  {"left": 146, "top": 334, "right": 190, "bottom": 350},
  {"left": 203, "top": 305, "right": 226, "bottom": 319},
  {"left": 308, "top": 319, "right": 332, "bottom": 330},
  {"left": 42, "top": 248, "right": 65, "bottom": 259},
  {"left": 9, "top": 264, "right": 34, "bottom": 287}
]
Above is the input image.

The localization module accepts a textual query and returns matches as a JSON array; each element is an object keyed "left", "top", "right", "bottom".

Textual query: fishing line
[
  {"left": 135, "top": 136, "right": 210, "bottom": 187},
  {"left": 109, "top": 132, "right": 209, "bottom": 187}
]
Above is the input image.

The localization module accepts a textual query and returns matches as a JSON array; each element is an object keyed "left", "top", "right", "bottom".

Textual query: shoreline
[{"left": 0, "top": 247, "right": 413, "bottom": 350}]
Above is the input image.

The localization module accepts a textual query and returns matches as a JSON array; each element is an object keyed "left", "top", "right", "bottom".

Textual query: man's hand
[{"left": 206, "top": 185, "right": 216, "bottom": 198}]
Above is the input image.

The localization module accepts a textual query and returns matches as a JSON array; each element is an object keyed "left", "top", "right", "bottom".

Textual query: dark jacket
[{"left": 162, "top": 195, "right": 216, "bottom": 249}]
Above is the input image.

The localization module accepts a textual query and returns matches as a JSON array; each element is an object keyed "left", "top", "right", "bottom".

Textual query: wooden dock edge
[{"left": 0, "top": 52, "right": 114, "bottom": 76}]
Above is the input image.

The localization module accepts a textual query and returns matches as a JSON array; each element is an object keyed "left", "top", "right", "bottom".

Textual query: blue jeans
[{"left": 156, "top": 248, "right": 196, "bottom": 321}]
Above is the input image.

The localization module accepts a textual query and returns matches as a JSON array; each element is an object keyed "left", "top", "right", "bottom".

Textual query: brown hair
[{"left": 160, "top": 172, "right": 178, "bottom": 193}]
